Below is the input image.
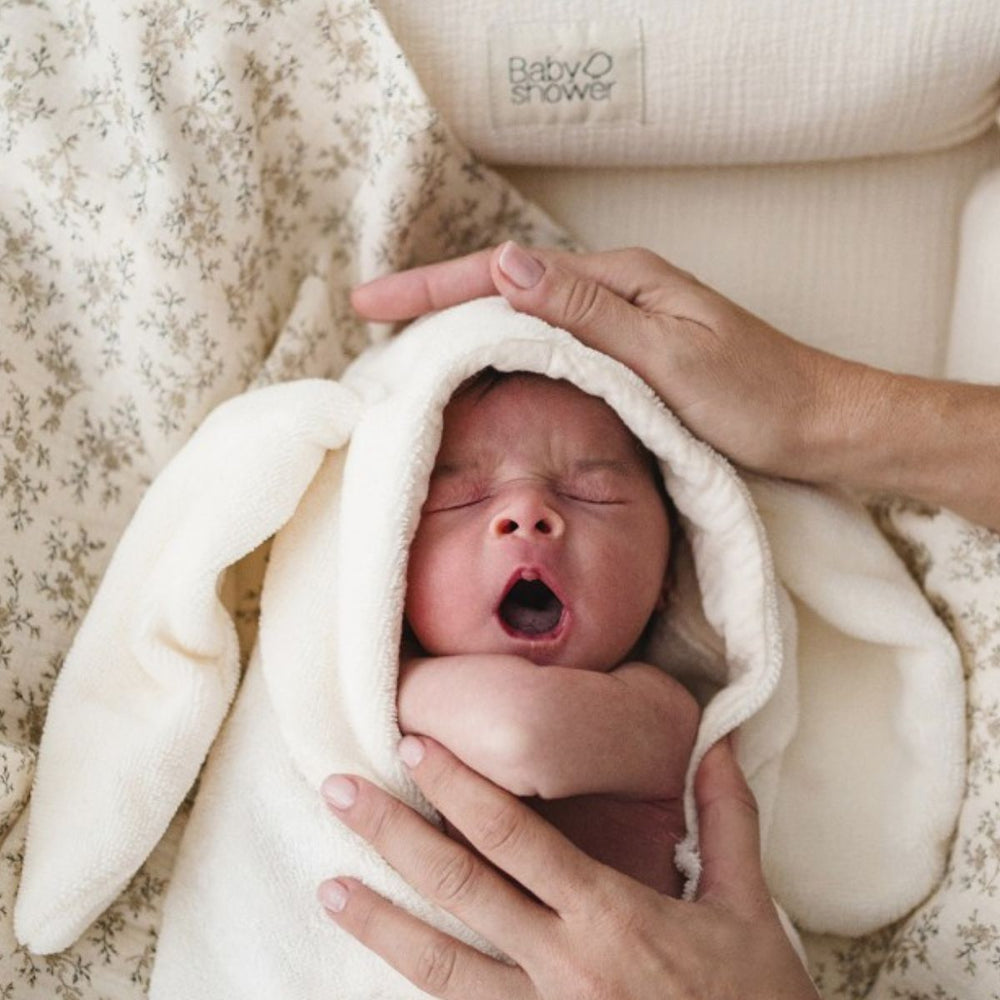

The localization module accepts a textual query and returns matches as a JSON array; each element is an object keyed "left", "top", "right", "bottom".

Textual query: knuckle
[
  {"left": 702, "top": 783, "right": 761, "bottom": 834},
  {"left": 624, "top": 245, "right": 664, "bottom": 271},
  {"left": 559, "top": 273, "right": 604, "bottom": 330},
  {"left": 361, "top": 793, "right": 402, "bottom": 848},
  {"left": 578, "top": 880, "right": 638, "bottom": 940},
  {"left": 414, "top": 938, "right": 460, "bottom": 996},
  {"left": 350, "top": 892, "right": 380, "bottom": 942},
  {"left": 541, "top": 958, "right": 608, "bottom": 1000},
  {"left": 428, "top": 849, "right": 480, "bottom": 907},
  {"left": 474, "top": 800, "right": 527, "bottom": 855},
  {"left": 674, "top": 264, "right": 701, "bottom": 285},
  {"left": 732, "top": 782, "right": 762, "bottom": 822},
  {"left": 594, "top": 897, "right": 640, "bottom": 943}
]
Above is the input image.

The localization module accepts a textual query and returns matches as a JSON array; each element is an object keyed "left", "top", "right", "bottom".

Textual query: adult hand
[
  {"left": 318, "top": 736, "right": 819, "bottom": 1000},
  {"left": 353, "top": 244, "right": 1000, "bottom": 531},
  {"left": 352, "top": 243, "right": 865, "bottom": 485}
]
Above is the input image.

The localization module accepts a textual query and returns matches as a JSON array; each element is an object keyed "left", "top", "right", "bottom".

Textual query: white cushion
[{"left": 382, "top": 0, "right": 1000, "bottom": 167}]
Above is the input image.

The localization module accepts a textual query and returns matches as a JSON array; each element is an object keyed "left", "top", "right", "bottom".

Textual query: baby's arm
[{"left": 397, "top": 655, "right": 699, "bottom": 801}]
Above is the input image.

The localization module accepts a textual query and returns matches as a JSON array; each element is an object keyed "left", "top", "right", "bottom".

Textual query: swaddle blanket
[{"left": 14, "top": 296, "right": 963, "bottom": 997}]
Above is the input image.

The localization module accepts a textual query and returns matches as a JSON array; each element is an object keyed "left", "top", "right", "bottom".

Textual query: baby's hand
[
  {"left": 397, "top": 654, "right": 700, "bottom": 802},
  {"left": 397, "top": 654, "right": 555, "bottom": 795}
]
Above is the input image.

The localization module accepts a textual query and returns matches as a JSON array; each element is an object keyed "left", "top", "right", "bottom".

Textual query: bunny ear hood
[{"left": 17, "top": 296, "right": 963, "bottom": 957}]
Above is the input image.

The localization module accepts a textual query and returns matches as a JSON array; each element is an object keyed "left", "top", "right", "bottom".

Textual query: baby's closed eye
[
  {"left": 423, "top": 477, "right": 491, "bottom": 513},
  {"left": 560, "top": 489, "right": 625, "bottom": 505},
  {"left": 559, "top": 468, "right": 633, "bottom": 505}
]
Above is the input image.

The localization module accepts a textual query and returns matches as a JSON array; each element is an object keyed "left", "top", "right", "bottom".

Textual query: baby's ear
[
  {"left": 656, "top": 524, "right": 681, "bottom": 612},
  {"left": 398, "top": 621, "right": 423, "bottom": 659},
  {"left": 656, "top": 577, "right": 671, "bottom": 612}
]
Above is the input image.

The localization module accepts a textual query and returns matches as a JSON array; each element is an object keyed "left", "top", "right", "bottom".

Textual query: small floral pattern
[{"left": 1, "top": 3, "right": 997, "bottom": 998}]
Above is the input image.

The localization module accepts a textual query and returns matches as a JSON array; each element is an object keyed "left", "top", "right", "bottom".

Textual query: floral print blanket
[{"left": 0, "top": 2, "right": 997, "bottom": 997}]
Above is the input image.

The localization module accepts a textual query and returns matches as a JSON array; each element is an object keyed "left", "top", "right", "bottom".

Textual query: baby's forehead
[
  {"left": 448, "top": 369, "right": 619, "bottom": 425},
  {"left": 440, "top": 370, "right": 651, "bottom": 464}
]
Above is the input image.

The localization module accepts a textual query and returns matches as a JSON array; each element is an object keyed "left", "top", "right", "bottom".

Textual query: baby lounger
[{"left": 1, "top": 1, "right": 999, "bottom": 997}]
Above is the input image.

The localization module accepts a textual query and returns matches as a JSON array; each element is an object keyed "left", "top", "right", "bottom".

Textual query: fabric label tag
[{"left": 488, "top": 20, "right": 644, "bottom": 127}]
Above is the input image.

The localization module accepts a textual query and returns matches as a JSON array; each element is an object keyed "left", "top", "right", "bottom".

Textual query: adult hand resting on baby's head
[
  {"left": 353, "top": 243, "right": 1000, "bottom": 532},
  {"left": 351, "top": 243, "right": 862, "bottom": 485},
  {"left": 319, "top": 737, "right": 819, "bottom": 1000}
]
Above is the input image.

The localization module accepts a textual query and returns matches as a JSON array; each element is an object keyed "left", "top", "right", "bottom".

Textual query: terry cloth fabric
[{"left": 15, "top": 297, "right": 964, "bottom": 997}]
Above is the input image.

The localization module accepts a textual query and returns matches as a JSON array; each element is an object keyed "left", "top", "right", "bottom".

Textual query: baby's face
[{"left": 405, "top": 374, "right": 672, "bottom": 672}]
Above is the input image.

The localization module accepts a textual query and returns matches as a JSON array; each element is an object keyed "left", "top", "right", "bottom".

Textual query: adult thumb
[
  {"left": 694, "top": 738, "right": 771, "bottom": 914},
  {"left": 490, "top": 242, "right": 647, "bottom": 359}
]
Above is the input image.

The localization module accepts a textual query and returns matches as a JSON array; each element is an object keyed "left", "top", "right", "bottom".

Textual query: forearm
[
  {"left": 808, "top": 364, "right": 1000, "bottom": 531},
  {"left": 397, "top": 655, "right": 557, "bottom": 795},
  {"left": 396, "top": 655, "right": 529, "bottom": 783},
  {"left": 397, "top": 656, "right": 697, "bottom": 801}
]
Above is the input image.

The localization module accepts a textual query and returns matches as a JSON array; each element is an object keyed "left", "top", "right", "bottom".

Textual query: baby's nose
[{"left": 490, "top": 491, "right": 565, "bottom": 540}]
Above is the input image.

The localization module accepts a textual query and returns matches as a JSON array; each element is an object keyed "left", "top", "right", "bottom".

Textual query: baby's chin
[
  {"left": 501, "top": 637, "right": 620, "bottom": 672},
  {"left": 403, "top": 620, "right": 625, "bottom": 673}
]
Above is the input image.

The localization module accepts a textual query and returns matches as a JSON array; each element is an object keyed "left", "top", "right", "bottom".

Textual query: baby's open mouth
[{"left": 498, "top": 577, "right": 565, "bottom": 637}]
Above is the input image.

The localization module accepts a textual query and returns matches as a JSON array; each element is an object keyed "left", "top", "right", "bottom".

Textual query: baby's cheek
[
  {"left": 403, "top": 529, "right": 439, "bottom": 640},
  {"left": 404, "top": 532, "right": 479, "bottom": 654},
  {"left": 626, "top": 513, "right": 671, "bottom": 587},
  {"left": 606, "top": 541, "right": 667, "bottom": 624}
]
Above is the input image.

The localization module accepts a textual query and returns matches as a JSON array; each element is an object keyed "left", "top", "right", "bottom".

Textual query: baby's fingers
[{"left": 320, "top": 877, "right": 533, "bottom": 1000}]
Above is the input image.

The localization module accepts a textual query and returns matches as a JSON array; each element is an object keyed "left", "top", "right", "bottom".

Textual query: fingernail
[
  {"left": 497, "top": 241, "right": 544, "bottom": 289},
  {"left": 398, "top": 735, "right": 425, "bottom": 768},
  {"left": 321, "top": 775, "right": 358, "bottom": 810},
  {"left": 318, "top": 879, "right": 349, "bottom": 914}
]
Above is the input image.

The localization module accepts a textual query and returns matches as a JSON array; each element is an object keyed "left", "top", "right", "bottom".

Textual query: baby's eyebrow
[
  {"left": 428, "top": 461, "right": 473, "bottom": 479},
  {"left": 428, "top": 458, "right": 638, "bottom": 479},
  {"left": 572, "top": 458, "right": 638, "bottom": 476}
]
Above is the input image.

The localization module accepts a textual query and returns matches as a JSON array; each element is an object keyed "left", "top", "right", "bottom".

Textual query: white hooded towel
[{"left": 15, "top": 297, "right": 965, "bottom": 998}]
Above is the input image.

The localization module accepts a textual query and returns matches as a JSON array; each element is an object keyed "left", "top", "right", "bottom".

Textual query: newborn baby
[{"left": 398, "top": 369, "right": 700, "bottom": 895}]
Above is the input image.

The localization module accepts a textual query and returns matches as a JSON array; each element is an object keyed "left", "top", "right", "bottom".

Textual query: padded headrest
[{"left": 381, "top": 0, "right": 1000, "bottom": 167}]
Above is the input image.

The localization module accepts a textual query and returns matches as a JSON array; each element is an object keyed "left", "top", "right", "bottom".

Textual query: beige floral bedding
[{"left": 0, "top": 2, "right": 997, "bottom": 997}]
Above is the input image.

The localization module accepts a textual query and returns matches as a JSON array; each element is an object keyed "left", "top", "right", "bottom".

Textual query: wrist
[
  {"left": 803, "top": 358, "right": 898, "bottom": 489},
  {"left": 806, "top": 363, "right": 1000, "bottom": 530}
]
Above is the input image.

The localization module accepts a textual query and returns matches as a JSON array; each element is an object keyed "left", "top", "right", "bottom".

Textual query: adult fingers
[
  {"left": 400, "top": 736, "right": 607, "bottom": 919},
  {"left": 322, "top": 767, "right": 548, "bottom": 960},
  {"left": 489, "top": 243, "right": 706, "bottom": 385},
  {"left": 693, "top": 738, "right": 771, "bottom": 914},
  {"left": 493, "top": 242, "right": 697, "bottom": 311},
  {"left": 351, "top": 241, "right": 699, "bottom": 402},
  {"left": 319, "top": 877, "right": 533, "bottom": 1000},
  {"left": 351, "top": 248, "right": 497, "bottom": 320},
  {"left": 351, "top": 242, "right": 693, "bottom": 325}
]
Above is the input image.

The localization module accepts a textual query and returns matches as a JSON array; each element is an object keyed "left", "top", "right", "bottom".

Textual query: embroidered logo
[
  {"left": 489, "top": 20, "right": 643, "bottom": 127},
  {"left": 506, "top": 50, "right": 617, "bottom": 106}
]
